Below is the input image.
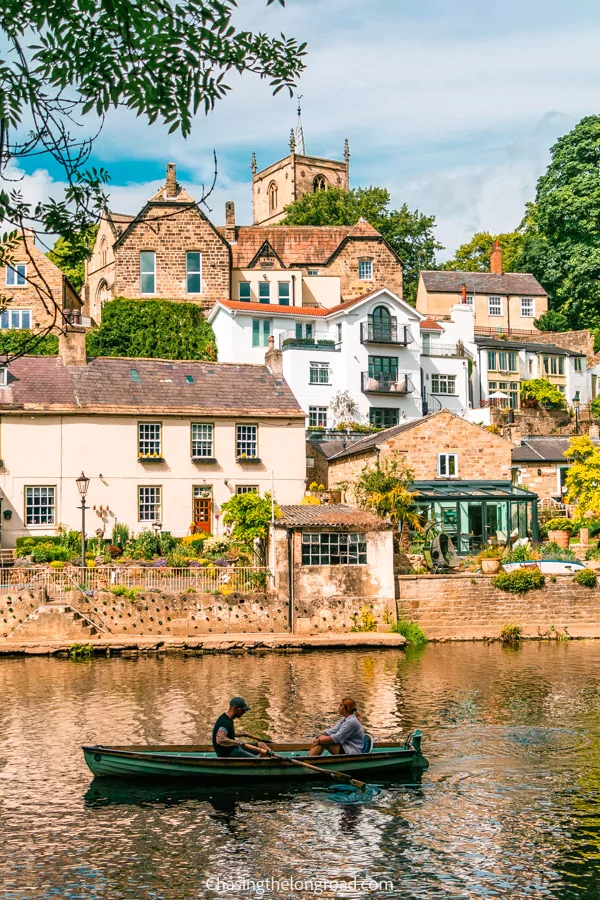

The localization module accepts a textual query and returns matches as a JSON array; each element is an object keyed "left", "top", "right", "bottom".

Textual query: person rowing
[
  {"left": 308, "top": 697, "right": 365, "bottom": 757},
  {"left": 212, "top": 696, "right": 269, "bottom": 758}
]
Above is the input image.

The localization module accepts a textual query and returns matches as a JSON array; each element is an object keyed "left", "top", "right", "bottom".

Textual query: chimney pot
[
  {"left": 461, "top": 283, "right": 467, "bottom": 303},
  {"left": 165, "top": 162, "right": 177, "bottom": 198},
  {"left": 490, "top": 240, "right": 503, "bottom": 275},
  {"left": 59, "top": 326, "right": 87, "bottom": 367},
  {"left": 224, "top": 201, "right": 236, "bottom": 243},
  {"left": 265, "top": 335, "right": 283, "bottom": 376}
]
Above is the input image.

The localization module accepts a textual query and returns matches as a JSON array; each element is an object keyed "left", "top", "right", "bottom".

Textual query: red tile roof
[
  {"left": 223, "top": 223, "right": 384, "bottom": 268},
  {"left": 420, "top": 317, "right": 444, "bottom": 331},
  {"left": 217, "top": 300, "right": 329, "bottom": 317}
]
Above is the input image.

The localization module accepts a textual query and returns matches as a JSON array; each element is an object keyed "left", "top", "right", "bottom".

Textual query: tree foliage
[
  {"left": 0, "top": 329, "right": 58, "bottom": 356},
  {"left": 354, "top": 456, "right": 422, "bottom": 530},
  {"left": 85, "top": 298, "right": 217, "bottom": 360},
  {"left": 533, "top": 309, "right": 571, "bottom": 332},
  {"left": 220, "top": 491, "right": 278, "bottom": 567},
  {"left": 47, "top": 224, "right": 98, "bottom": 292},
  {"left": 441, "top": 230, "right": 523, "bottom": 272},
  {"left": 515, "top": 116, "right": 600, "bottom": 329},
  {"left": 563, "top": 436, "right": 600, "bottom": 516},
  {"left": 280, "top": 186, "right": 442, "bottom": 305},
  {"left": 520, "top": 378, "right": 566, "bottom": 410}
]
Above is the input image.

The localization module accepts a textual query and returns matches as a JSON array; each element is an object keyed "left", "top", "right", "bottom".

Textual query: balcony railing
[
  {"left": 362, "top": 372, "right": 415, "bottom": 394},
  {"left": 421, "top": 342, "right": 473, "bottom": 359},
  {"left": 279, "top": 330, "right": 337, "bottom": 351},
  {"left": 360, "top": 320, "right": 412, "bottom": 346}
]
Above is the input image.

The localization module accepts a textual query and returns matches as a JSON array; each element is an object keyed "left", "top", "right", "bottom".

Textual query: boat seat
[{"left": 361, "top": 733, "right": 373, "bottom": 754}]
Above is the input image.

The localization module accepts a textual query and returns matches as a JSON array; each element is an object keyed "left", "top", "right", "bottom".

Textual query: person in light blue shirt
[{"left": 308, "top": 698, "right": 365, "bottom": 756}]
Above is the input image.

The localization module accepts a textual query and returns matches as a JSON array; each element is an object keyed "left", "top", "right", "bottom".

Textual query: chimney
[
  {"left": 265, "top": 334, "right": 283, "bottom": 376},
  {"left": 461, "top": 283, "right": 467, "bottom": 304},
  {"left": 490, "top": 240, "right": 503, "bottom": 275},
  {"left": 224, "top": 201, "right": 236, "bottom": 243},
  {"left": 165, "top": 162, "right": 177, "bottom": 198},
  {"left": 59, "top": 326, "right": 87, "bottom": 366}
]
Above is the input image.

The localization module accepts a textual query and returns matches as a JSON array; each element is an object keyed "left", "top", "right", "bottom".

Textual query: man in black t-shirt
[{"left": 212, "top": 697, "right": 269, "bottom": 758}]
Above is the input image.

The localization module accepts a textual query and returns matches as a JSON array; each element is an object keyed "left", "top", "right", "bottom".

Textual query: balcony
[
  {"left": 360, "top": 320, "right": 412, "bottom": 346},
  {"left": 362, "top": 372, "right": 415, "bottom": 394},
  {"left": 421, "top": 342, "right": 473, "bottom": 359},
  {"left": 279, "top": 330, "right": 337, "bottom": 351}
]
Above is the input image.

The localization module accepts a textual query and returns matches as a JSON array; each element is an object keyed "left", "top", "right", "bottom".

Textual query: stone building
[
  {"left": 0, "top": 328, "right": 306, "bottom": 547},
  {"left": 1, "top": 230, "right": 82, "bottom": 333},
  {"left": 510, "top": 436, "right": 582, "bottom": 503},
  {"left": 85, "top": 163, "right": 231, "bottom": 322},
  {"left": 328, "top": 409, "right": 538, "bottom": 552}
]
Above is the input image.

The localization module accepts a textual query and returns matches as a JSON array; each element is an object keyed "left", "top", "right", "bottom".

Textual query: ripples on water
[{"left": 0, "top": 643, "right": 598, "bottom": 899}]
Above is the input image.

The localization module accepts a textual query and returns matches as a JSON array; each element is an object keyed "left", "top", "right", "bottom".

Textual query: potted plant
[
  {"left": 479, "top": 545, "right": 504, "bottom": 574},
  {"left": 545, "top": 518, "right": 572, "bottom": 549}
]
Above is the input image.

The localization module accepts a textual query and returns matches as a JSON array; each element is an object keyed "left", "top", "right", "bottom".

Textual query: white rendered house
[{"left": 209, "top": 288, "right": 425, "bottom": 428}]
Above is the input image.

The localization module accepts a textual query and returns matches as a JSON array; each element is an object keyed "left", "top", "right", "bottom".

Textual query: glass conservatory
[{"left": 412, "top": 481, "right": 539, "bottom": 555}]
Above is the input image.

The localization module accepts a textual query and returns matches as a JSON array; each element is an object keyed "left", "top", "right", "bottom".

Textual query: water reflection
[{"left": 0, "top": 643, "right": 598, "bottom": 898}]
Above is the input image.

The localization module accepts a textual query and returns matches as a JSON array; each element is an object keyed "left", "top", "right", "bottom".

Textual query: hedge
[{"left": 492, "top": 568, "right": 545, "bottom": 593}]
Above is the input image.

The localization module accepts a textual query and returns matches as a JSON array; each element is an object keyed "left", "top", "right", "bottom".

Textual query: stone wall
[
  {"left": 325, "top": 238, "right": 403, "bottom": 302},
  {"left": 396, "top": 573, "right": 600, "bottom": 639},
  {"left": 516, "top": 461, "right": 563, "bottom": 502},
  {"left": 113, "top": 204, "right": 230, "bottom": 309}
]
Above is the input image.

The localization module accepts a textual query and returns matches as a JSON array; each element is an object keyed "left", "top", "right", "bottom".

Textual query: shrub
[
  {"left": 492, "top": 568, "right": 545, "bottom": 593},
  {"left": 15, "top": 535, "right": 62, "bottom": 555},
  {"left": 503, "top": 544, "right": 536, "bottom": 563},
  {"left": 300, "top": 495, "right": 321, "bottom": 505},
  {"left": 479, "top": 545, "right": 504, "bottom": 560},
  {"left": 350, "top": 606, "right": 377, "bottom": 632},
  {"left": 500, "top": 623, "right": 522, "bottom": 644},
  {"left": 112, "top": 523, "right": 130, "bottom": 549},
  {"left": 520, "top": 379, "right": 567, "bottom": 410},
  {"left": 157, "top": 531, "right": 176, "bottom": 555},
  {"left": 574, "top": 568, "right": 597, "bottom": 588},
  {"left": 107, "top": 544, "right": 122, "bottom": 559},
  {"left": 31, "top": 543, "right": 71, "bottom": 563},
  {"left": 0, "top": 330, "right": 58, "bottom": 357},
  {"left": 485, "top": 425, "right": 501, "bottom": 435},
  {"left": 130, "top": 529, "right": 159, "bottom": 560},
  {"left": 391, "top": 619, "right": 427, "bottom": 646},
  {"left": 110, "top": 585, "right": 142, "bottom": 600},
  {"left": 545, "top": 518, "right": 574, "bottom": 534},
  {"left": 203, "top": 536, "right": 232, "bottom": 559},
  {"left": 538, "top": 541, "right": 578, "bottom": 562},
  {"left": 166, "top": 552, "right": 191, "bottom": 568},
  {"left": 49, "top": 560, "right": 64, "bottom": 569},
  {"left": 180, "top": 533, "right": 210, "bottom": 555}
]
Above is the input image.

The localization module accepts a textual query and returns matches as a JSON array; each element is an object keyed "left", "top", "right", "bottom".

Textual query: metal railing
[
  {"left": 474, "top": 326, "right": 539, "bottom": 338},
  {"left": 278, "top": 330, "right": 337, "bottom": 350},
  {"left": 0, "top": 566, "right": 272, "bottom": 595},
  {"left": 421, "top": 342, "right": 473, "bottom": 358},
  {"left": 361, "top": 372, "right": 415, "bottom": 394},
  {"left": 360, "top": 321, "right": 412, "bottom": 346}
]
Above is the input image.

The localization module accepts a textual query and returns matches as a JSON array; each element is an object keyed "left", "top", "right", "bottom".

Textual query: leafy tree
[
  {"left": 280, "top": 186, "right": 442, "bottom": 305},
  {"left": 515, "top": 116, "right": 600, "bottom": 329},
  {"left": 441, "top": 230, "right": 523, "bottom": 272},
  {"left": 0, "top": 330, "right": 58, "bottom": 356},
  {"left": 354, "top": 456, "right": 423, "bottom": 532},
  {"left": 47, "top": 224, "right": 98, "bottom": 292},
  {"left": 533, "top": 309, "right": 570, "bottom": 332},
  {"left": 220, "top": 492, "right": 278, "bottom": 567},
  {"left": 85, "top": 298, "right": 217, "bottom": 360},
  {"left": 1, "top": 0, "right": 305, "bottom": 352},
  {"left": 563, "top": 436, "right": 600, "bottom": 516},
  {"left": 520, "top": 378, "right": 566, "bottom": 410}
]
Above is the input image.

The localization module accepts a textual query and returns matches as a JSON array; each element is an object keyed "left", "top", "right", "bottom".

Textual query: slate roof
[
  {"left": 0, "top": 357, "right": 304, "bottom": 417},
  {"left": 421, "top": 270, "right": 547, "bottom": 297},
  {"left": 474, "top": 336, "right": 586, "bottom": 357},
  {"left": 328, "top": 412, "right": 445, "bottom": 461},
  {"left": 275, "top": 504, "right": 389, "bottom": 530},
  {"left": 223, "top": 219, "right": 390, "bottom": 268},
  {"left": 511, "top": 436, "right": 597, "bottom": 463}
]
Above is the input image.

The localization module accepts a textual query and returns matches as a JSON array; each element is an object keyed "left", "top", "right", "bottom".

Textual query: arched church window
[
  {"left": 100, "top": 237, "right": 108, "bottom": 268},
  {"left": 268, "top": 182, "right": 278, "bottom": 212},
  {"left": 313, "top": 175, "right": 327, "bottom": 192}
]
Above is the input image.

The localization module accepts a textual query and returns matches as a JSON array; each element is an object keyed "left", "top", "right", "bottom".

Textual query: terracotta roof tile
[
  {"left": 275, "top": 504, "right": 389, "bottom": 529},
  {"left": 217, "top": 300, "right": 329, "bottom": 317},
  {"left": 420, "top": 317, "right": 444, "bottom": 331},
  {"left": 421, "top": 270, "right": 547, "bottom": 297},
  {"left": 223, "top": 223, "right": 383, "bottom": 268}
]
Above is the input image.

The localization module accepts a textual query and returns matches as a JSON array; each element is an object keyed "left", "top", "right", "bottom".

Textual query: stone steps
[{"left": 7, "top": 605, "right": 99, "bottom": 641}]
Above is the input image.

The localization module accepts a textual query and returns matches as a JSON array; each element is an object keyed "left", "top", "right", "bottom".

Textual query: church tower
[{"left": 251, "top": 100, "right": 350, "bottom": 226}]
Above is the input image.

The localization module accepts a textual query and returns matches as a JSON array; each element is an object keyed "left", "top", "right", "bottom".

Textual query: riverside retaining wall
[{"left": 396, "top": 573, "right": 600, "bottom": 639}]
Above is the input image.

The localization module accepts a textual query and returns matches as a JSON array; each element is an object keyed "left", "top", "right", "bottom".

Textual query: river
[{"left": 0, "top": 642, "right": 598, "bottom": 899}]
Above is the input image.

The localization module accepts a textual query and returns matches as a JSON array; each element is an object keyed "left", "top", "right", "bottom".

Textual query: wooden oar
[{"left": 238, "top": 741, "right": 366, "bottom": 791}]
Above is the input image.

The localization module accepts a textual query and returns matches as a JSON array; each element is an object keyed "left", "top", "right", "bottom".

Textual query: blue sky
[{"left": 7, "top": 0, "right": 600, "bottom": 257}]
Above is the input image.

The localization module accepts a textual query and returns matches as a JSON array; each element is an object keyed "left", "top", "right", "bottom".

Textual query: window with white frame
[
  {"left": 336, "top": 323, "right": 342, "bottom": 344},
  {"left": 574, "top": 357, "right": 583, "bottom": 372},
  {"left": 437, "top": 453, "right": 458, "bottom": 477},
  {"left": 543, "top": 355, "right": 565, "bottom": 376},
  {"left": 358, "top": 259, "right": 373, "bottom": 281},
  {"left": 431, "top": 374, "right": 456, "bottom": 394},
  {"left": 259, "top": 282, "right": 271, "bottom": 303},
  {"left": 307, "top": 269, "right": 319, "bottom": 276},
  {"left": 186, "top": 252, "right": 202, "bottom": 294},
  {"left": 0, "top": 367, "right": 7, "bottom": 387},
  {"left": 239, "top": 281, "right": 251, "bottom": 301},
  {"left": 252, "top": 318, "right": 271, "bottom": 347},
  {"left": 1, "top": 309, "right": 31, "bottom": 330},
  {"left": 140, "top": 251, "right": 156, "bottom": 294},
  {"left": 236, "top": 485, "right": 259, "bottom": 494},
  {"left": 309, "top": 361, "right": 330, "bottom": 384},
  {"left": 278, "top": 282, "right": 290, "bottom": 305},
  {"left": 25, "top": 486, "right": 56, "bottom": 525},
  {"left": 236, "top": 424, "right": 258, "bottom": 459},
  {"left": 191, "top": 423, "right": 214, "bottom": 458},
  {"left": 488, "top": 296, "right": 502, "bottom": 316},
  {"left": 465, "top": 295, "right": 474, "bottom": 307},
  {"left": 6, "top": 263, "right": 26, "bottom": 286},
  {"left": 520, "top": 297, "right": 534, "bottom": 317},
  {"left": 138, "top": 485, "right": 161, "bottom": 521},
  {"left": 309, "top": 406, "right": 328, "bottom": 428},
  {"left": 302, "top": 532, "right": 367, "bottom": 565},
  {"left": 138, "top": 422, "right": 162, "bottom": 458}
]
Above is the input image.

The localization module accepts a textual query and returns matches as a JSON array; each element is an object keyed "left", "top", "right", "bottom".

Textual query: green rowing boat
[{"left": 82, "top": 732, "right": 428, "bottom": 782}]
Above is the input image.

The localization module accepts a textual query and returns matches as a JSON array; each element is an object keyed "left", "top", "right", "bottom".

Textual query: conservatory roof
[{"left": 412, "top": 480, "right": 538, "bottom": 501}]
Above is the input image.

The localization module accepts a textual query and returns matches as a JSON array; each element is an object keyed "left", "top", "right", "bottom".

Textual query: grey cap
[{"left": 230, "top": 696, "right": 251, "bottom": 711}]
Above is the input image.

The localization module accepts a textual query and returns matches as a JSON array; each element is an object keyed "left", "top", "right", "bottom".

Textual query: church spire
[{"left": 295, "top": 94, "right": 305, "bottom": 155}]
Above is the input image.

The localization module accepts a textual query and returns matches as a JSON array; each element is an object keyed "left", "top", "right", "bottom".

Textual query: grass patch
[
  {"left": 500, "top": 623, "right": 522, "bottom": 645},
  {"left": 391, "top": 619, "right": 427, "bottom": 646},
  {"left": 69, "top": 643, "right": 94, "bottom": 659}
]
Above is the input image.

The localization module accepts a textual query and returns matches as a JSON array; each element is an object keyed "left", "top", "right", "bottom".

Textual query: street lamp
[
  {"left": 572, "top": 392, "right": 581, "bottom": 434},
  {"left": 76, "top": 472, "right": 90, "bottom": 569}
]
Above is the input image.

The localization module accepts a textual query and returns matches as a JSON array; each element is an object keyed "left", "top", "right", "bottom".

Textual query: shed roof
[{"left": 275, "top": 504, "right": 389, "bottom": 530}]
